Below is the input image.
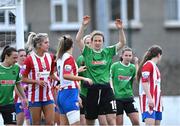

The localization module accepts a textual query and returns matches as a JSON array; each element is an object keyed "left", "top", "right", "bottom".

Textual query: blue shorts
[
  {"left": 15, "top": 103, "right": 31, "bottom": 120},
  {"left": 142, "top": 110, "right": 162, "bottom": 122},
  {"left": 15, "top": 103, "right": 23, "bottom": 114},
  {"left": 29, "top": 100, "right": 54, "bottom": 107},
  {"left": 57, "top": 89, "right": 79, "bottom": 114}
]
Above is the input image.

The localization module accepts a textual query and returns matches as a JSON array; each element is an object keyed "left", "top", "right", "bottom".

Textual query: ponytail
[
  {"left": 56, "top": 35, "right": 73, "bottom": 60},
  {"left": 25, "top": 32, "right": 36, "bottom": 52}
]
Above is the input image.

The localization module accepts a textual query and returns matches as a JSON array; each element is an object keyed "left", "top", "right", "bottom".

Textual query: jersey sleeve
[
  {"left": 63, "top": 57, "right": 75, "bottom": 75},
  {"left": 50, "top": 53, "right": 56, "bottom": 74},
  {"left": 82, "top": 45, "right": 92, "bottom": 57},
  {"left": 22, "top": 56, "right": 32, "bottom": 76},
  {"left": 141, "top": 62, "right": 153, "bottom": 83},
  {"left": 16, "top": 65, "right": 21, "bottom": 84},
  {"left": 110, "top": 63, "right": 115, "bottom": 80},
  {"left": 106, "top": 45, "right": 116, "bottom": 57},
  {"left": 132, "top": 64, "right": 136, "bottom": 79}
]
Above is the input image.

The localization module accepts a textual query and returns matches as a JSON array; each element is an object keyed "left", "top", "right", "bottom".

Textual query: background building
[{"left": 0, "top": 0, "right": 180, "bottom": 94}]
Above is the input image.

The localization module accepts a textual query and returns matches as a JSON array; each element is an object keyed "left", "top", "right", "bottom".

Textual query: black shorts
[
  {"left": 0, "top": 104, "right": 16, "bottom": 124},
  {"left": 116, "top": 98, "right": 138, "bottom": 115},
  {"left": 85, "top": 84, "right": 117, "bottom": 120},
  {"left": 80, "top": 94, "right": 87, "bottom": 114}
]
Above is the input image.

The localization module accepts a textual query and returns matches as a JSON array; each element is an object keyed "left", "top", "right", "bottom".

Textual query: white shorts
[{"left": 66, "top": 110, "right": 80, "bottom": 124}]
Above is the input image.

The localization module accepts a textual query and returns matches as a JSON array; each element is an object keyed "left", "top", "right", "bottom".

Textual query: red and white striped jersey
[
  {"left": 56, "top": 53, "right": 79, "bottom": 90},
  {"left": 22, "top": 51, "right": 55, "bottom": 102},
  {"left": 139, "top": 61, "right": 162, "bottom": 113}
]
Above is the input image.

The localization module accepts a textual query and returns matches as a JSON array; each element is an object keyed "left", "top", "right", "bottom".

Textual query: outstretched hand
[
  {"left": 82, "top": 15, "right": 91, "bottom": 26},
  {"left": 78, "top": 66, "right": 87, "bottom": 73},
  {"left": 115, "top": 19, "right": 123, "bottom": 29}
]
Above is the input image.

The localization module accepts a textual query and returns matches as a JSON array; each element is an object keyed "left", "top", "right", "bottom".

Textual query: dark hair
[
  {"left": 1, "top": 45, "right": 17, "bottom": 62},
  {"left": 56, "top": 35, "right": 73, "bottom": 59},
  {"left": 119, "top": 47, "right": 133, "bottom": 61},
  {"left": 137, "top": 45, "right": 162, "bottom": 82},
  {"left": 90, "top": 30, "right": 104, "bottom": 42},
  {"left": 18, "top": 48, "right": 26, "bottom": 53}
]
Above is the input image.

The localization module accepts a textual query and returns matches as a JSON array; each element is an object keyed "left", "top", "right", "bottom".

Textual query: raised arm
[
  {"left": 76, "top": 15, "right": 91, "bottom": 50},
  {"left": 115, "top": 19, "right": 126, "bottom": 51}
]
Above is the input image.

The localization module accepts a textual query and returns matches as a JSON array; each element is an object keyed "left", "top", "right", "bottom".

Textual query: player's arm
[
  {"left": 115, "top": 19, "right": 126, "bottom": 51},
  {"left": 76, "top": 15, "right": 90, "bottom": 50},
  {"left": 142, "top": 82, "right": 154, "bottom": 109}
]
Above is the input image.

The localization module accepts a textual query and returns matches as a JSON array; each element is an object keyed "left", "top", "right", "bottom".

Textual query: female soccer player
[
  {"left": 0, "top": 46, "right": 27, "bottom": 125},
  {"left": 56, "top": 35, "right": 92, "bottom": 125},
  {"left": 76, "top": 15, "right": 126, "bottom": 125},
  {"left": 22, "top": 32, "right": 58, "bottom": 125},
  {"left": 137, "top": 45, "right": 163, "bottom": 125},
  {"left": 110, "top": 47, "right": 139, "bottom": 125}
]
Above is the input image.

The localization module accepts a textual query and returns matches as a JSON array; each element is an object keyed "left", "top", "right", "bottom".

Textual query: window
[
  {"left": 109, "top": 0, "right": 142, "bottom": 29},
  {"left": 165, "top": 0, "right": 180, "bottom": 28},
  {"left": 0, "top": 10, "right": 16, "bottom": 31},
  {"left": 50, "top": 0, "right": 83, "bottom": 31}
]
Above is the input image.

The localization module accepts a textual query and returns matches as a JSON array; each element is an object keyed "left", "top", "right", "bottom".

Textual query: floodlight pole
[{"left": 16, "top": 0, "right": 24, "bottom": 49}]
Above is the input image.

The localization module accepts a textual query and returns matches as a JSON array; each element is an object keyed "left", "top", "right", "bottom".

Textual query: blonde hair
[{"left": 26, "top": 32, "right": 48, "bottom": 51}]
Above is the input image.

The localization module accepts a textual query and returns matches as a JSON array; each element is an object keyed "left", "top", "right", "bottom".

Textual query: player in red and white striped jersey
[
  {"left": 137, "top": 45, "right": 163, "bottom": 125},
  {"left": 56, "top": 35, "right": 92, "bottom": 125},
  {"left": 22, "top": 32, "right": 59, "bottom": 125}
]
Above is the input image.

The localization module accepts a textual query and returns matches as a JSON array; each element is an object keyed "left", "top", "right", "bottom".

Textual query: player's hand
[
  {"left": 115, "top": 19, "right": 123, "bottom": 29},
  {"left": 148, "top": 98, "right": 154, "bottom": 114},
  {"left": 133, "top": 57, "right": 139, "bottom": 64},
  {"left": 83, "top": 15, "right": 91, "bottom": 26},
  {"left": 22, "top": 98, "right": 29, "bottom": 109},
  {"left": 37, "top": 80, "right": 48, "bottom": 87},
  {"left": 78, "top": 66, "right": 87, "bottom": 73},
  {"left": 83, "top": 78, "right": 93, "bottom": 85}
]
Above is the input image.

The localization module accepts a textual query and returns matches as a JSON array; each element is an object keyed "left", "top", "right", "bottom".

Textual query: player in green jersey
[
  {"left": 76, "top": 15, "right": 126, "bottom": 125},
  {"left": 0, "top": 46, "right": 28, "bottom": 125},
  {"left": 110, "top": 47, "right": 139, "bottom": 125},
  {"left": 76, "top": 34, "right": 92, "bottom": 125}
]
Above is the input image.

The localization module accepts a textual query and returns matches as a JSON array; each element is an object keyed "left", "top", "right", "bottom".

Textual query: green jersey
[
  {"left": 110, "top": 61, "right": 136, "bottom": 99},
  {"left": 0, "top": 64, "right": 21, "bottom": 106},
  {"left": 82, "top": 45, "right": 116, "bottom": 84},
  {"left": 76, "top": 55, "right": 88, "bottom": 97}
]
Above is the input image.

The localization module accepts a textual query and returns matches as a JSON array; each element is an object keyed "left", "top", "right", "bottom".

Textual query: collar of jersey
[
  {"left": 119, "top": 61, "right": 130, "bottom": 67},
  {"left": 93, "top": 49, "right": 103, "bottom": 53}
]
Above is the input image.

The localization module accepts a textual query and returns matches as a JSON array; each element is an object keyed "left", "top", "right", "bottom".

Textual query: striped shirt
[
  {"left": 139, "top": 61, "right": 162, "bottom": 113},
  {"left": 56, "top": 53, "right": 79, "bottom": 90},
  {"left": 22, "top": 51, "right": 55, "bottom": 102}
]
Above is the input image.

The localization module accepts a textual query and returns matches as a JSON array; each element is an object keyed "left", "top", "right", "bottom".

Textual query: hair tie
[{"left": 63, "top": 36, "right": 67, "bottom": 40}]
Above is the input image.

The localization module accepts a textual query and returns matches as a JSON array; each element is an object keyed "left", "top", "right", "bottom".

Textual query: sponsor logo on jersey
[
  {"left": 92, "top": 60, "right": 106, "bottom": 65},
  {"left": 0, "top": 80, "right": 15, "bottom": 85},
  {"left": 118, "top": 75, "right": 131, "bottom": 81},
  {"left": 36, "top": 71, "right": 50, "bottom": 78}
]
